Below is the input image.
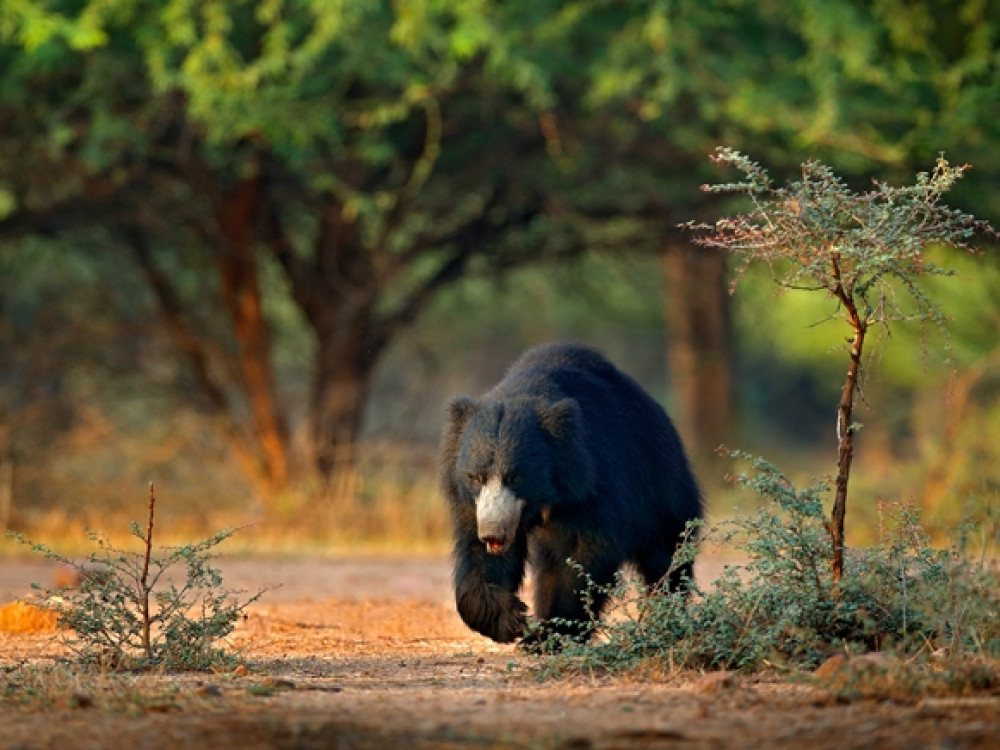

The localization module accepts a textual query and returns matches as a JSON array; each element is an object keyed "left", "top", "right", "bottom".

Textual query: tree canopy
[{"left": 1, "top": 0, "right": 997, "bottom": 502}]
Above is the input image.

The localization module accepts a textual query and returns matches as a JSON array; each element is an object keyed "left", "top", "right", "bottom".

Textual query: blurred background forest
[{"left": 0, "top": 0, "right": 998, "bottom": 553}]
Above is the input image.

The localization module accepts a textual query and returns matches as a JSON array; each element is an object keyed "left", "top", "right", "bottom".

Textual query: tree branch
[
  {"left": 0, "top": 182, "right": 140, "bottom": 241},
  {"left": 375, "top": 185, "right": 540, "bottom": 345},
  {"left": 126, "top": 226, "right": 230, "bottom": 415},
  {"left": 124, "top": 225, "right": 268, "bottom": 488}
]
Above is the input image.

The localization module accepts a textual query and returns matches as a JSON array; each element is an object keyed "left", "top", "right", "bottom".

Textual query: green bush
[
  {"left": 536, "top": 452, "right": 1000, "bottom": 679},
  {"left": 9, "top": 484, "right": 264, "bottom": 670}
]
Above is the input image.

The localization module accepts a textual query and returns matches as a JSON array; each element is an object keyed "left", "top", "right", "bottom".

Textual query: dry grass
[
  {"left": 810, "top": 653, "right": 1000, "bottom": 703},
  {"left": 3, "top": 439, "right": 452, "bottom": 558}
]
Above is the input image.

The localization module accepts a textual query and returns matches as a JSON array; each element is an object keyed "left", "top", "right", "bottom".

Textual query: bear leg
[
  {"left": 529, "top": 534, "right": 619, "bottom": 641},
  {"left": 453, "top": 533, "right": 529, "bottom": 643},
  {"left": 635, "top": 546, "right": 694, "bottom": 593}
]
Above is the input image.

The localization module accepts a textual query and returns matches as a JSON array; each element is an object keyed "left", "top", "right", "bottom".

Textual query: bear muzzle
[{"left": 475, "top": 476, "right": 525, "bottom": 555}]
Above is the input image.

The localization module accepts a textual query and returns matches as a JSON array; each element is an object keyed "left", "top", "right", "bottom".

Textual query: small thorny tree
[
  {"left": 688, "top": 147, "right": 996, "bottom": 581},
  {"left": 12, "top": 484, "right": 265, "bottom": 669}
]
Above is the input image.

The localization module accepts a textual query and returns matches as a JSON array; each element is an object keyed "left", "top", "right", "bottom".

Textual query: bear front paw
[
  {"left": 456, "top": 584, "right": 528, "bottom": 643},
  {"left": 492, "top": 589, "right": 529, "bottom": 643}
]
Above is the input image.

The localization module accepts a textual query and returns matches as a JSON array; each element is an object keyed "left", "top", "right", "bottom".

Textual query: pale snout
[{"left": 475, "top": 476, "right": 525, "bottom": 554}]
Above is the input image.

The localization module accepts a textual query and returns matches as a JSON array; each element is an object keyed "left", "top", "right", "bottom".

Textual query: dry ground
[{"left": 2, "top": 556, "right": 999, "bottom": 749}]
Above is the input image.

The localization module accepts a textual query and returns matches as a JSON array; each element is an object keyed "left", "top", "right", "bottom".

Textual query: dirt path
[{"left": 2, "top": 556, "right": 999, "bottom": 749}]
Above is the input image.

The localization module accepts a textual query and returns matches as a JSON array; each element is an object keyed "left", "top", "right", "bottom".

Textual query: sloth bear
[{"left": 439, "top": 342, "right": 703, "bottom": 644}]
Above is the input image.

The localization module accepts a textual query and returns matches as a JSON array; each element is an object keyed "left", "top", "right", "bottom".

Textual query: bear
[{"left": 439, "top": 341, "right": 703, "bottom": 644}]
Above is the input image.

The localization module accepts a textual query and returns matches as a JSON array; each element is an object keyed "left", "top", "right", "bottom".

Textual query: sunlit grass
[{"left": 2, "top": 413, "right": 997, "bottom": 561}]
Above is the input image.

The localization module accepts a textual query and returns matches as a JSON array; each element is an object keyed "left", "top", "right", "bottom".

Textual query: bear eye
[{"left": 468, "top": 472, "right": 487, "bottom": 487}]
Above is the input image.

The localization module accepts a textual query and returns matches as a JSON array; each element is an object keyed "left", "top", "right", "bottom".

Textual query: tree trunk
[
  {"left": 264, "top": 193, "right": 388, "bottom": 491},
  {"left": 662, "top": 242, "right": 734, "bottom": 482},
  {"left": 831, "top": 310, "right": 866, "bottom": 583},
  {"left": 261, "top": 177, "right": 518, "bottom": 492},
  {"left": 310, "top": 314, "right": 382, "bottom": 492},
  {"left": 129, "top": 228, "right": 278, "bottom": 495},
  {"left": 215, "top": 178, "right": 292, "bottom": 491}
]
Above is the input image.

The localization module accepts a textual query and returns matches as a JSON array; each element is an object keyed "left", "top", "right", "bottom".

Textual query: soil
[{"left": 1, "top": 556, "right": 999, "bottom": 749}]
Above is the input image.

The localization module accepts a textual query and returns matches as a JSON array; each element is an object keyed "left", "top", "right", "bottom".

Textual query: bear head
[{"left": 444, "top": 395, "right": 595, "bottom": 554}]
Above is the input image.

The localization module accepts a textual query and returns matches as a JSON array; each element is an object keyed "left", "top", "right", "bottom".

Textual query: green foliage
[
  {"left": 8, "top": 486, "right": 263, "bottom": 670},
  {"left": 694, "top": 148, "right": 993, "bottom": 345},
  {"left": 572, "top": 0, "right": 1000, "bottom": 180},
  {"left": 535, "top": 453, "right": 1000, "bottom": 679},
  {"left": 2, "top": 1, "right": 998, "bottom": 499}
]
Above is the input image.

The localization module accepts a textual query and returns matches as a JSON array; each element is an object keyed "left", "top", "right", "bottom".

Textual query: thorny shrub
[
  {"left": 534, "top": 452, "right": 1000, "bottom": 684},
  {"left": 686, "top": 148, "right": 997, "bottom": 582},
  {"left": 8, "top": 484, "right": 264, "bottom": 670}
]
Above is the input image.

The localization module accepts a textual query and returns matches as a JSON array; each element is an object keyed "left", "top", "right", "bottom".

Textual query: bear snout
[{"left": 475, "top": 476, "right": 525, "bottom": 555}]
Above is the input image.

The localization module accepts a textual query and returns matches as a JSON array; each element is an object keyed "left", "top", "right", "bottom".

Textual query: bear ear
[
  {"left": 440, "top": 397, "right": 480, "bottom": 499},
  {"left": 448, "top": 397, "right": 479, "bottom": 431},
  {"left": 537, "top": 398, "right": 580, "bottom": 440}
]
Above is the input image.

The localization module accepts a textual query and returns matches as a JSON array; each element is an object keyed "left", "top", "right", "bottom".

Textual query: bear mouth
[
  {"left": 475, "top": 477, "right": 524, "bottom": 556},
  {"left": 481, "top": 536, "right": 508, "bottom": 555}
]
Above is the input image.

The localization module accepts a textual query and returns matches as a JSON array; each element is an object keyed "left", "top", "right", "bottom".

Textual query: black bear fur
[{"left": 439, "top": 342, "right": 703, "bottom": 644}]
